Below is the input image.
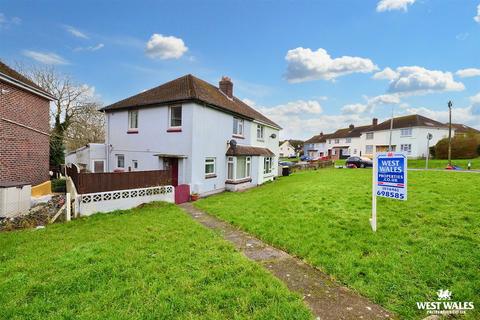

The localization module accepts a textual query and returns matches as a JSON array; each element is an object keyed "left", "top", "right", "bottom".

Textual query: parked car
[
  {"left": 345, "top": 156, "right": 372, "bottom": 168},
  {"left": 300, "top": 155, "right": 312, "bottom": 161},
  {"left": 279, "top": 161, "right": 295, "bottom": 167}
]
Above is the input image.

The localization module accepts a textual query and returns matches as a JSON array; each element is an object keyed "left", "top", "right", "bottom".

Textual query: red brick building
[{"left": 0, "top": 61, "right": 53, "bottom": 186}]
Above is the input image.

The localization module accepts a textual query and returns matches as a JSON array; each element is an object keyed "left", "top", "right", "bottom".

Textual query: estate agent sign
[{"left": 371, "top": 152, "right": 408, "bottom": 231}]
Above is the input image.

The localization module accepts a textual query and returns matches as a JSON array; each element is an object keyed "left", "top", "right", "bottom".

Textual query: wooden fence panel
[{"left": 67, "top": 170, "right": 171, "bottom": 194}]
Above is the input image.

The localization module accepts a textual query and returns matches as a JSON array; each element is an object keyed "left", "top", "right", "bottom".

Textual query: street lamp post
[
  {"left": 447, "top": 101, "right": 453, "bottom": 167},
  {"left": 426, "top": 133, "right": 433, "bottom": 169}
]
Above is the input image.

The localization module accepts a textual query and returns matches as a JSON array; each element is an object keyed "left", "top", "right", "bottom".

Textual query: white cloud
[
  {"left": 341, "top": 94, "right": 400, "bottom": 115},
  {"left": 74, "top": 43, "right": 104, "bottom": 52},
  {"left": 342, "top": 103, "right": 370, "bottom": 114},
  {"left": 65, "top": 25, "right": 89, "bottom": 39},
  {"left": 456, "top": 68, "right": 480, "bottom": 78},
  {"left": 258, "top": 100, "right": 323, "bottom": 118},
  {"left": 0, "top": 12, "right": 21, "bottom": 28},
  {"left": 373, "top": 67, "right": 398, "bottom": 80},
  {"left": 145, "top": 34, "right": 188, "bottom": 60},
  {"left": 22, "top": 50, "right": 69, "bottom": 65},
  {"left": 470, "top": 92, "right": 480, "bottom": 105},
  {"left": 374, "top": 66, "right": 464, "bottom": 96},
  {"left": 474, "top": 4, "right": 480, "bottom": 23},
  {"left": 405, "top": 106, "right": 480, "bottom": 129},
  {"left": 285, "top": 47, "right": 378, "bottom": 82},
  {"left": 376, "top": 0, "right": 416, "bottom": 12}
]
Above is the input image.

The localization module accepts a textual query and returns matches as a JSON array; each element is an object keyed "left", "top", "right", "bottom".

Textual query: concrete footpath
[{"left": 180, "top": 203, "right": 395, "bottom": 320}]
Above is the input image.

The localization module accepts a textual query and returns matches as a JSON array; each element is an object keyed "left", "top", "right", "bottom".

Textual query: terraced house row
[{"left": 303, "top": 114, "right": 469, "bottom": 159}]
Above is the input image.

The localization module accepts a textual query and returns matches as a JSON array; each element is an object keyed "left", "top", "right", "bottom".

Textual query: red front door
[{"left": 164, "top": 158, "right": 179, "bottom": 186}]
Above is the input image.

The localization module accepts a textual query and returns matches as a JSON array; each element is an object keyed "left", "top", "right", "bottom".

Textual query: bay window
[{"left": 226, "top": 156, "right": 251, "bottom": 181}]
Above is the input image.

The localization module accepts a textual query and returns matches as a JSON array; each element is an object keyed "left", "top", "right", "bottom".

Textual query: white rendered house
[
  {"left": 304, "top": 115, "right": 452, "bottom": 159},
  {"left": 65, "top": 143, "right": 107, "bottom": 173},
  {"left": 102, "top": 75, "right": 280, "bottom": 196},
  {"left": 279, "top": 140, "right": 296, "bottom": 157}
]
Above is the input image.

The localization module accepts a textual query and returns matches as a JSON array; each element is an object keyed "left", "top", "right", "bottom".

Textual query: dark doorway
[{"left": 164, "top": 158, "right": 179, "bottom": 186}]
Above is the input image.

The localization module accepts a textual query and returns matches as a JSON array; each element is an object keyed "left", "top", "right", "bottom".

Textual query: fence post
[{"left": 66, "top": 193, "right": 71, "bottom": 221}]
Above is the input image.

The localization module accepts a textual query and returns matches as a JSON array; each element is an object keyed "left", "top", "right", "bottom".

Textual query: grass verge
[
  {"left": 195, "top": 169, "right": 480, "bottom": 319},
  {"left": 0, "top": 202, "right": 312, "bottom": 320}
]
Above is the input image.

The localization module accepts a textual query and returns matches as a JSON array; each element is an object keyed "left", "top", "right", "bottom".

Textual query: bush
[
  {"left": 435, "top": 135, "right": 480, "bottom": 159},
  {"left": 51, "top": 179, "right": 66, "bottom": 193}
]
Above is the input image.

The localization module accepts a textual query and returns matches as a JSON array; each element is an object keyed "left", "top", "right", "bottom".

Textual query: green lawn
[
  {"left": 335, "top": 157, "right": 480, "bottom": 170},
  {"left": 0, "top": 202, "right": 312, "bottom": 320},
  {"left": 408, "top": 157, "right": 480, "bottom": 169},
  {"left": 196, "top": 169, "right": 480, "bottom": 319}
]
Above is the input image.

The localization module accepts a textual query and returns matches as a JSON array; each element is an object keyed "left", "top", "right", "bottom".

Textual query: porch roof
[
  {"left": 226, "top": 145, "right": 275, "bottom": 157},
  {"left": 153, "top": 153, "right": 188, "bottom": 158}
]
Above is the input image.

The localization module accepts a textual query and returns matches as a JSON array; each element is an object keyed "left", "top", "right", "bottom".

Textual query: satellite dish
[
  {"left": 427, "top": 133, "right": 433, "bottom": 140},
  {"left": 229, "top": 139, "right": 237, "bottom": 148},
  {"left": 270, "top": 133, "right": 277, "bottom": 139}
]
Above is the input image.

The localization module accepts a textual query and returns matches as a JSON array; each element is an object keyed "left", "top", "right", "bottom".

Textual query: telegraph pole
[
  {"left": 388, "top": 105, "right": 394, "bottom": 151},
  {"left": 448, "top": 101, "right": 452, "bottom": 166}
]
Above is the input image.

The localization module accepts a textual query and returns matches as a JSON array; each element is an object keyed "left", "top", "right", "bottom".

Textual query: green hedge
[
  {"left": 51, "top": 179, "right": 66, "bottom": 193},
  {"left": 434, "top": 134, "right": 480, "bottom": 159}
]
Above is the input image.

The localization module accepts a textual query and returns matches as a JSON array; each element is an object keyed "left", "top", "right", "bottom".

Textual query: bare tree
[
  {"left": 65, "top": 103, "right": 105, "bottom": 151},
  {"left": 17, "top": 63, "right": 104, "bottom": 164}
]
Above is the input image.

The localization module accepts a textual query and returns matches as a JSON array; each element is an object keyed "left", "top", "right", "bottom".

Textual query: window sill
[
  {"left": 113, "top": 169, "right": 125, "bottom": 173},
  {"left": 263, "top": 173, "right": 274, "bottom": 178},
  {"left": 225, "top": 177, "right": 252, "bottom": 185},
  {"left": 167, "top": 128, "right": 182, "bottom": 133},
  {"left": 127, "top": 129, "right": 138, "bottom": 134},
  {"left": 232, "top": 134, "right": 244, "bottom": 139},
  {"left": 256, "top": 138, "right": 265, "bottom": 142},
  {"left": 205, "top": 174, "right": 217, "bottom": 179}
]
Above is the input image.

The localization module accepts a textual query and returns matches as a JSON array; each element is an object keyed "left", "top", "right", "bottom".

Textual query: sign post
[{"left": 371, "top": 152, "right": 408, "bottom": 232}]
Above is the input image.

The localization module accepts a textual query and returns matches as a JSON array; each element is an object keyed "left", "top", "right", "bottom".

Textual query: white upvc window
[
  {"left": 257, "top": 124, "right": 264, "bottom": 140},
  {"left": 366, "top": 132, "right": 374, "bottom": 140},
  {"left": 264, "top": 157, "right": 272, "bottom": 174},
  {"left": 400, "top": 144, "right": 412, "bottom": 154},
  {"left": 365, "top": 145, "right": 373, "bottom": 154},
  {"left": 401, "top": 128, "right": 412, "bottom": 137},
  {"left": 346, "top": 137, "right": 352, "bottom": 143},
  {"left": 233, "top": 117, "right": 244, "bottom": 136},
  {"left": 132, "top": 160, "right": 138, "bottom": 170},
  {"left": 334, "top": 138, "right": 340, "bottom": 144},
  {"left": 116, "top": 154, "right": 125, "bottom": 168},
  {"left": 205, "top": 157, "right": 216, "bottom": 177},
  {"left": 226, "top": 156, "right": 251, "bottom": 180},
  {"left": 169, "top": 105, "right": 182, "bottom": 128},
  {"left": 128, "top": 110, "right": 138, "bottom": 130},
  {"left": 227, "top": 157, "right": 234, "bottom": 180}
]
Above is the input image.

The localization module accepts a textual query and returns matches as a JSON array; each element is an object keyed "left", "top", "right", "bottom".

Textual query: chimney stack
[
  {"left": 349, "top": 124, "right": 354, "bottom": 130},
  {"left": 219, "top": 76, "right": 233, "bottom": 98},
  {"left": 372, "top": 118, "right": 378, "bottom": 126}
]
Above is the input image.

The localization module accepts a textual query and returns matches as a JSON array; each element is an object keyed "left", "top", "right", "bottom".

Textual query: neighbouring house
[
  {"left": 304, "top": 114, "right": 453, "bottom": 159},
  {"left": 65, "top": 143, "right": 107, "bottom": 173},
  {"left": 450, "top": 123, "right": 480, "bottom": 137},
  {"left": 0, "top": 61, "right": 53, "bottom": 186},
  {"left": 101, "top": 75, "right": 280, "bottom": 196},
  {"left": 279, "top": 140, "right": 296, "bottom": 157}
]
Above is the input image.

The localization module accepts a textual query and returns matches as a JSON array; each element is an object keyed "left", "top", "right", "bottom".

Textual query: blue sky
[{"left": 1, "top": 0, "right": 479, "bottom": 139}]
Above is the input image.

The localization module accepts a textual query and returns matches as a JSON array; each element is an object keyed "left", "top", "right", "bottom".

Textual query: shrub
[
  {"left": 435, "top": 134, "right": 480, "bottom": 159},
  {"left": 51, "top": 179, "right": 66, "bottom": 193}
]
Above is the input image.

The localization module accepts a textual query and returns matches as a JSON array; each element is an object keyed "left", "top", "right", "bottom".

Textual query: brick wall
[{"left": 0, "top": 80, "right": 50, "bottom": 186}]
